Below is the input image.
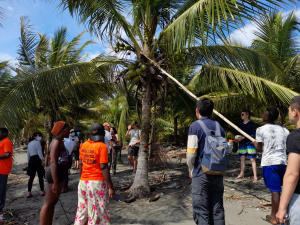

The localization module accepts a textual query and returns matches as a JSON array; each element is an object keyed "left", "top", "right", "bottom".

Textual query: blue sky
[
  {"left": 0, "top": 1, "right": 299, "bottom": 67},
  {"left": 0, "top": 0, "right": 106, "bottom": 66}
]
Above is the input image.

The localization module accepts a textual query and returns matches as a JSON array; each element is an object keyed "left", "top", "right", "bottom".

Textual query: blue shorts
[
  {"left": 237, "top": 153, "right": 256, "bottom": 159},
  {"left": 263, "top": 165, "right": 286, "bottom": 192}
]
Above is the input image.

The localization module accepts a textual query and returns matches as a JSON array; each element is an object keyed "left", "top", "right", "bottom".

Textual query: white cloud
[
  {"left": 7, "top": 6, "right": 13, "bottom": 11},
  {"left": 228, "top": 22, "right": 257, "bottom": 47},
  {"left": 85, "top": 51, "right": 101, "bottom": 61},
  {"left": 0, "top": 53, "right": 18, "bottom": 67}
]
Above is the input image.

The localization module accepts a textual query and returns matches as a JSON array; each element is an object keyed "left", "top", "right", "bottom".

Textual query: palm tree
[
  {"left": 0, "top": 16, "right": 114, "bottom": 154},
  {"left": 58, "top": 0, "right": 298, "bottom": 198}
]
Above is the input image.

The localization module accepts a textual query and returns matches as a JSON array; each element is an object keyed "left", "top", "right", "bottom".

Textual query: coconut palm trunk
[{"left": 128, "top": 84, "right": 151, "bottom": 198}]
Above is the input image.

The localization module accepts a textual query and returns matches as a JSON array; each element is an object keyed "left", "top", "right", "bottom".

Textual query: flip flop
[
  {"left": 40, "top": 192, "right": 46, "bottom": 196},
  {"left": 261, "top": 215, "right": 279, "bottom": 224}
]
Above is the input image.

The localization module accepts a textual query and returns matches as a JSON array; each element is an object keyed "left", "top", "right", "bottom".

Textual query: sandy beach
[{"left": 3, "top": 147, "right": 273, "bottom": 225}]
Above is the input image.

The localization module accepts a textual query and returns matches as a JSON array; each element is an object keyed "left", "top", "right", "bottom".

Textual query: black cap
[{"left": 90, "top": 123, "right": 105, "bottom": 142}]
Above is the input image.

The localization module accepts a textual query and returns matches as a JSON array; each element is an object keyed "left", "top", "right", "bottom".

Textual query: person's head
[
  {"left": 289, "top": 96, "right": 300, "bottom": 126},
  {"left": 51, "top": 121, "right": 70, "bottom": 138},
  {"left": 29, "top": 132, "right": 42, "bottom": 142},
  {"left": 90, "top": 123, "right": 105, "bottom": 142},
  {"left": 196, "top": 98, "right": 214, "bottom": 118},
  {"left": 0, "top": 128, "right": 8, "bottom": 140},
  {"left": 77, "top": 129, "right": 81, "bottom": 136},
  {"left": 262, "top": 107, "right": 279, "bottom": 123},
  {"left": 110, "top": 127, "right": 117, "bottom": 134},
  {"left": 241, "top": 110, "right": 251, "bottom": 121},
  {"left": 103, "top": 122, "right": 110, "bottom": 131},
  {"left": 70, "top": 129, "right": 76, "bottom": 137},
  {"left": 131, "top": 121, "right": 138, "bottom": 129}
]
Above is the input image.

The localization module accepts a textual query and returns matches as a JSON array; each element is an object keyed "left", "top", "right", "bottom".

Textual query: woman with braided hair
[{"left": 40, "top": 121, "right": 70, "bottom": 225}]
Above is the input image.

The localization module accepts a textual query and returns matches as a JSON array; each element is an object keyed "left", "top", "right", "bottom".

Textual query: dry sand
[{"left": 3, "top": 148, "right": 273, "bottom": 225}]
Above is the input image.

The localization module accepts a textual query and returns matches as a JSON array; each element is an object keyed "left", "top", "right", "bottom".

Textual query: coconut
[
  {"left": 127, "top": 64, "right": 135, "bottom": 70},
  {"left": 119, "top": 47, "right": 124, "bottom": 51},
  {"left": 130, "top": 70, "right": 137, "bottom": 77},
  {"left": 133, "top": 76, "right": 140, "bottom": 83},
  {"left": 175, "top": 52, "right": 180, "bottom": 57},
  {"left": 166, "top": 95, "right": 172, "bottom": 101},
  {"left": 127, "top": 52, "right": 131, "bottom": 55},
  {"left": 136, "top": 68, "right": 142, "bottom": 75},
  {"left": 115, "top": 48, "right": 119, "bottom": 53},
  {"left": 125, "top": 74, "right": 131, "bottom": 80},
  {"left": 140, "top": 64, "right": 146, "bottom": 71},
  {"left": 120, "top": 43, "right": 125, "bottom": 47},
  {"left": 126, "top": 45, "right": 131, "bottom": 50},
  {"left": 116, "top": 42, "right": 120, "bottom": 48}
]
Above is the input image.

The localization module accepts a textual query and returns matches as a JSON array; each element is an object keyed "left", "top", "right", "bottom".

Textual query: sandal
[
  {"left": 40, "top": 192, "right": 46, "bottom": 196},
  {"left": 26, "top": 193, "right": 32, "bottom": 198}
]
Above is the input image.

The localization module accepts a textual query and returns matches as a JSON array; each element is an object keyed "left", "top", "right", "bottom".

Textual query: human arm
[
  {"left": 37, "top": 142, "right": 44, "bottom": 160},
  {"left": 49, "top": 140, "right": 60, "bottom": 192},
  {"left": 79, "top": 159, "right": 82, "bottom": 177},
  {"left": 100, "top": 144, "right": 115, "bottom": 199},
  {"left": 126, "top": 125, "right": 131, "bottom": 137},
  {"left": 253, "top": 142, "right": 263, "bottom": 152},
  {"left": 114, "top": 134, "right": 119, "bottom": 143},
  {"left": 276, "top": 153, "right": 300, "bottom": 223},
  {"left": 0, "top": 141, "right": 12, "bottom": 159},
  {"left": 186, "top": 125, "right": 198, "bottom": 178}
]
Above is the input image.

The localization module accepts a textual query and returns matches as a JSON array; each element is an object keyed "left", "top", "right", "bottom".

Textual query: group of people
[{"left": 187, "top": 96, "right": 300, "bottom": 225}]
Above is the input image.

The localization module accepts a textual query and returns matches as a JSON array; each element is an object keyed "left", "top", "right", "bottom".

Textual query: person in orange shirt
[
  {"left": 74, "top": 123, "right": 115, "bottom": 225},
  {"left": 0, "top": 128, "right": 13, "bottom": 224}
]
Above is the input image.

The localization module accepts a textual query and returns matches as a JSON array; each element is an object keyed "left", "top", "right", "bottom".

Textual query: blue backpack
[{"left": 197, "top": 120, "right": 228, "bottom": 175}]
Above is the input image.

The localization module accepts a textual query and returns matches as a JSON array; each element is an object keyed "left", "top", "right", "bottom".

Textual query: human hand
[
  {"left": 189, "top": 174, "right": 192, "bottom": 179},
  {"left": 276, "top": 208, "right": 287, "bottom": 224},
  {"left": 235, "top": 137, "right": 244, "bottom": 142},
  {"left": 131, "top": 143, "right": 136, "bottom": 147},
  {"left": 108, "top": 188, "right": 115, "bottom": 200},
  {"left": 51, "top": 183, "right": 59, "bottom": 194},
  {"left": 128, "top": 125, "right": 132, "bottom": 130}
]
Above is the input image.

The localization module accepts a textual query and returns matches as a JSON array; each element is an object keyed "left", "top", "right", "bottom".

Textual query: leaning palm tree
[{"left": 58, "top": 0, "right": 298, "bottom": 198}]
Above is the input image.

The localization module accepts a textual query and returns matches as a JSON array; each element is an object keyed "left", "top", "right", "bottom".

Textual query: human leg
[
  {"left": 40, "top": 182, "right": 63, "bottom": 225},
  {"left": 237, "top": 155, "right": 245, "bottom": 178},
  {"left": 74, "top": 180, "right": 88, "bottom": 225},
  {"left": 249, "top": 157, "right": 258, "bottom": 183},
  {"left": 132, "top": 146, "right": 139, "bottom": 172},
  {"left": 127, "top": 146, "right": 134, "bottom": 168},
  {"left": 0, "top": 174, "right": 8, "bottom": 213},
  {"left": 192, "top": 174, "right": 211, "bottom": 225},
  {"left": 37, "top": 167, "right": 45, "bottom": 193},
  {"left": 28, "top": 166, "right": 37, "bottom": 193},
  {"left": 61, "top": 169, "right": 69, "bottom": 193},
  {"left": 210, "top": 175, "right": 225, "bottom": 225},
  {"left": 111, "top": 151, "right": 117, "bottom": 175},
  {"left": 133, "top": 156, "right": 138, "bottom": 171}
]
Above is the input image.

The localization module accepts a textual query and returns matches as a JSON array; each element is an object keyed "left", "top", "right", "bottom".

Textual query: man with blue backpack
[{"left": 187, "top": 98, "right": 227, "bottom": 225}]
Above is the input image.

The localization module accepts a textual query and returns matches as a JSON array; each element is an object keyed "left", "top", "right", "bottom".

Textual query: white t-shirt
[
  {"left": 104, "top": 130, "right": 112, "bottom": 154},
  {"left": 129, "top": 129, "right": 141, "bottom": 147},
  {"left": 256, "top": 124, "right": 289, "bottom": 167},
  {"left": 27, "top": 140, "right": 43, "bottom": 161},
  {"left": 64, "top": 135, "right": 79, "bottom": 155}
]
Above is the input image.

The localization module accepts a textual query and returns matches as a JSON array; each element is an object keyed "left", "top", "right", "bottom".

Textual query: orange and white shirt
[{"left": 79, "top": 139, "right": 108, "bottom": 181}]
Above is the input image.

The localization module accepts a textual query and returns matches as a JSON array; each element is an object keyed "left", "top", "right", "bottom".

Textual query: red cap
[{"left": 103, "top": 122, "right": 110, "bottom": 127}]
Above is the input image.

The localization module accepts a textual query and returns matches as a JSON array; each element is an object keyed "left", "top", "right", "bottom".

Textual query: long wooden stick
[{"left": 145, "top": 56, "right": 255, "bottom": 142}]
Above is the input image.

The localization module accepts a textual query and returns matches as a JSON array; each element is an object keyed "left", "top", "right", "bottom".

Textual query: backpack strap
[
  {"left": 197, "top": 120, "right": 211, "bottom": 136},
  {"left": 215, "top": 122, "right": 221, "bottom": 137}
]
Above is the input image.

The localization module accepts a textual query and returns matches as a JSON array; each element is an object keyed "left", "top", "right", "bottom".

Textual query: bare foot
[
  {"left": 236, "top": 174, "right": 244, "bottom": 179},
  {"left": 253, "top": 177, "right": 258, "bottom": 183},
  {"left": 266, "top": 215, "right": 279, "bottom": 224}
]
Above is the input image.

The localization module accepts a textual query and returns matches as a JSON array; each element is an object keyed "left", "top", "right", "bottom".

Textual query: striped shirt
[{"left": 186, "top": 117, "right": 225, "bottom": 177}]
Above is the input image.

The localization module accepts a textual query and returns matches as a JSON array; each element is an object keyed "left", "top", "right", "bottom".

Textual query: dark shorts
[
  {"left": 74, "top": 150, "right": 80, "bottom": 160},
  {"left": 128, "top": 145, "right": 139, "bottom": 157},
  {"left": 263, "top": 164, "right": 286, "bottom": 192},
  {"left": 45, "top": 165, "right": 66, "bottom": 184}
]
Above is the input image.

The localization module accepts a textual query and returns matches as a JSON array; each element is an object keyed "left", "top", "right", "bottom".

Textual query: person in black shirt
[
  {"left": 235, "top": 110, "right": 258, "bottom": 183},
  {"left": 277, "top": 96, "right": 300, "bottom": 224}
]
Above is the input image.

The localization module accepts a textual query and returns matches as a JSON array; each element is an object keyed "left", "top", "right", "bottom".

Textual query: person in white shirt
[
  {"left": 62, "top": 129, "right": 79, "bottom": 192},
  {"left": 126, "top": 121, "right": 141, "bottom": 174},
  {"left": 103, "top": 123, "right": 115, "bottom": 168},
  {"left": 254, "top": 107, "right": 289, "bottom": 224},
  {"left": 27, "top": 132, "right": 45, "bottom": 198}
]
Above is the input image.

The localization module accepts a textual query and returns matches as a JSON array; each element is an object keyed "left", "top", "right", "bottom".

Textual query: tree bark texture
[
  {"left": 128, "top": 84, "right": 151, "bottom": 198},
  {"left": 174, "top": 116, "right": 178, "bottom": 144}
]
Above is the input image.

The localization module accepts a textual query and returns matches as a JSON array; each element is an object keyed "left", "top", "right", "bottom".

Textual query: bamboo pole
[{"left": 145, "top": 56, "right": 256, "bottom": 142}]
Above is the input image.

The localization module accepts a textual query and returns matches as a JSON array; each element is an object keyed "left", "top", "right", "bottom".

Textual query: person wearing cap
[
  {"left": 74, "top": 123, "right": 115, "bottom": 225},
  {"left": 40, "top": 121, "right": 70, "bottom": 225},
  {"left": 103, "top": 123, "right": 115, "bottom": 168},
  {"left": 126, "top": 121, "right": 141, "bottom": 174}
]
